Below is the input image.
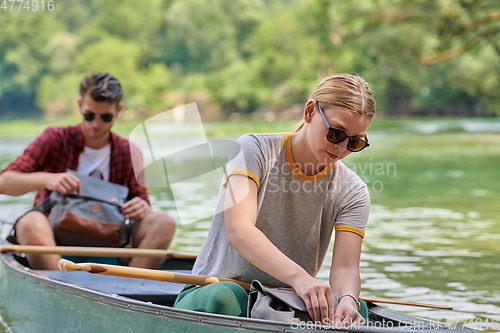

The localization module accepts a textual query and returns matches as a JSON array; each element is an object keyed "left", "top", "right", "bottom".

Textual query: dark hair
[{"left": 79, "top": 73, "right": 123, "bottom": 105}]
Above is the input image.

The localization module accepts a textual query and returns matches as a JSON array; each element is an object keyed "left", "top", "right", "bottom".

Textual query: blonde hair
[{"left": 294, "top": 74, "right": 376, "bottom": 131}]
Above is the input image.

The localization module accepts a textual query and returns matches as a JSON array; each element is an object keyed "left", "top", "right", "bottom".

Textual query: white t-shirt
[{"left": 77, "top": 145, "right": 111, "bottom": 181}]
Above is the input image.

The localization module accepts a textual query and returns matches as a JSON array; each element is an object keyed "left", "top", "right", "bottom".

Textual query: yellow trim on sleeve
[
  {"left": 334, "top": 225, "right": 365, "bottom": 238},
  {"left": 283, "top": 133, "right": 335, "bottom": 181},
  {"left": 223, "top": 168, "right": 259, "bottom": 188}
]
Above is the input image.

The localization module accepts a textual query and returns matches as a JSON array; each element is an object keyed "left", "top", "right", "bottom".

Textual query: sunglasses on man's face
[
  {"left": 82, "top": 112, "right": 115, "bottom": 123},
  {"left": 315, "top": 102, "right": 370, "bottom": 152}
]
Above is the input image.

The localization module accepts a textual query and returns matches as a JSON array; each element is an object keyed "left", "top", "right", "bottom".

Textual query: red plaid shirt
[{"left": 2, "top": 124, "right": 149, "bottom": 206}]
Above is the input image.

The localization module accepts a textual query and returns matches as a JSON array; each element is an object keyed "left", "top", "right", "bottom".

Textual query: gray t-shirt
[{"left": 193, "top": 133, "right": 370, "bottom": 287}]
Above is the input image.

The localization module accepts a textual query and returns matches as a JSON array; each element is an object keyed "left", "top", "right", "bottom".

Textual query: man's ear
[
  {"left": 116, "top": 102, "right": 124, "bottom": 114},
  {"left": 77, "top": 98, "right": 82, "bottom": 108}
]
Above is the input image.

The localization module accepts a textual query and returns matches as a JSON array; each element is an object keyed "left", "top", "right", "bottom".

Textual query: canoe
[{"left": 0, "top": 252, "right": 476, "bottom": 333}]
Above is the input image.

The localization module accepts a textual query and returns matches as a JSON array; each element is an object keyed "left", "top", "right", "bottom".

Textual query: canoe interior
[
  {"left": 3, "top": 252, "right": 476, "bottom": 332},
  {"left": 10, "top": 252, "right": 194, "bottom": 306}
]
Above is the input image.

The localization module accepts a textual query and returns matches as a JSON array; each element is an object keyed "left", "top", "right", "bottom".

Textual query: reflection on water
[
  {"left": 360, "top": 205, "right": 500, "bottom": 331},
  {"left": 1, "top": 130, "right": 499, "bottom": 332}
]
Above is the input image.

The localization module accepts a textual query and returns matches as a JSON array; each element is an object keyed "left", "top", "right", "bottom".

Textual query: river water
[{"left": 0, "top": 126, "right": 499, "bottom": 332}]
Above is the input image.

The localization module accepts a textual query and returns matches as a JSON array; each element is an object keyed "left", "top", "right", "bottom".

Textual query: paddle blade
[
  {"left": 58, "top": 259, "right": 84, "bottom": 272},
  {"left": 58, "top": 259, "right": 107, "bottom": 274}
]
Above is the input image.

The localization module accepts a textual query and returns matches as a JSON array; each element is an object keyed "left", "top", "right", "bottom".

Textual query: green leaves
[{"left": 1, "top": 0, "right": 499, "bottom": 119}]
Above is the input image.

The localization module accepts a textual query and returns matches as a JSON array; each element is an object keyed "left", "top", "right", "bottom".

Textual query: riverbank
[
  {"left": 0, "top": 116, "right": 298, "bottom": 137},
  {"left": 0, "top": 116, "right": 499, "bottom": 137}
]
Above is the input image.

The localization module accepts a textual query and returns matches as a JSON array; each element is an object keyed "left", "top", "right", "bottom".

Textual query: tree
[
  {"left": 1, "top": 0, "right": 499, "bottom": 118},
  {"left": 160, "top": 0, "right": 264, "bottom": 72},
  {"left": 0, "top": 11, "right": 62, "bottom": 116}
]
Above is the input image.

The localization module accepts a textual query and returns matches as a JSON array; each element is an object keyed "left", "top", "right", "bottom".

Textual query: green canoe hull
[{"left": 0, "top": 253, "right": 474, "bottom": 333}]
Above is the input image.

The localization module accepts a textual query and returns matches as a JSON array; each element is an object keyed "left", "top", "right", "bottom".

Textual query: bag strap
[
  {"left": 63, "top": 193, "right": 123, "bottom": 207},
  {"left": 30, "top": 192, "right": 122, "bottom": 215},
  {"left": 32, "top": 197, "right": 56, "bottom": 214}
]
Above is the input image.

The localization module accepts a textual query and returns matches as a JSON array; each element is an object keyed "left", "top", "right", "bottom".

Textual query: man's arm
[
  {"left": 116, "top": 139, "right": 151, "bottom": 221},
  {"left": 0, "top": 171, "right": 80, "bottom": 196},
  {"left": 0, "top": 127, "right": 81, "bottom": 197},
  {"left": 126, "top": 142, "right": 149, "bottom": 203}
]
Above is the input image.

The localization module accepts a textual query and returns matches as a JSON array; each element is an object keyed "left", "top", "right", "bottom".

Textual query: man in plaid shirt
[{"left": 0, "top": 73, "right": 176, "bottom": 270}]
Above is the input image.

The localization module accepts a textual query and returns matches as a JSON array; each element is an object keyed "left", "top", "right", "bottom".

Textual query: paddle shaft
[
  {"left": 58, "top": 259, "right": 452, "bottom": 310},
  {"left": 0, "top": 245, "right": 197, "bottom": 260},
  {"left": 360, "top": 296, "right": 452, "bottom": 310},
  {"left": 58, "top": 259, "right": 250, "bottom": 289}
]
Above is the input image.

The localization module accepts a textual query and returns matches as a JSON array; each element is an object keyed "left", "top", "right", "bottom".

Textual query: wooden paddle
[
  {"left": 58, "top": 259, "right": 250, "bottom": 289},
  {"left": 58, "top": 259, "right": 453, "bottom": 310},
  {"left": 0, "top": 245, "right": 197, "bottom": 260},
  {"left": 356, "top": 296, "right": 452, "bottom": 309}
]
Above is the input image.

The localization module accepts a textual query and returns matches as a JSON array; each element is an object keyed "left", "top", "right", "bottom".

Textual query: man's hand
[
  {"left": 45, "top": 172, "right": 81, "bottom": 194},
  {"left": 121, "top": 197, "right": 152, "bottom": 221}
]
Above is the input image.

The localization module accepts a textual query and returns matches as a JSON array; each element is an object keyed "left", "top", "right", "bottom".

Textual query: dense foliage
[{"left": 0, "top": 0, "right": 499, "bottom": 119}]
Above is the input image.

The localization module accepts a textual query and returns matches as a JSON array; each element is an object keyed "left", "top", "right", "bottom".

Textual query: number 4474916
[{"left": 1, "top": 0, "right": 55, "bottom": 11}]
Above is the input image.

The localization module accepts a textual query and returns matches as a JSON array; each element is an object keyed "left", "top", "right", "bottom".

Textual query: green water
[
  {"left": 0, "top": 129, "right": 499, "bottom": 332},
  {"left": 345, "top": 132, "right": 500, "bottom": 331}
]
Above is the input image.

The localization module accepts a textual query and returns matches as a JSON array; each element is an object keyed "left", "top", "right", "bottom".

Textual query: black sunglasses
[
  {"left": 315, "top": 102, "right": 370, "bottom": 152},
  {"left": 82, "top": 112, "right": 115, "bottom": 123}
]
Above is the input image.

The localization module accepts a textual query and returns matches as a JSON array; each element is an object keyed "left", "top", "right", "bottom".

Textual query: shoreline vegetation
[
  {"left": 2, "top": 1, "right": 499, "bottom": 120},
  {"left": 0, "top": 116, "right": 499, "bottom": 138}
]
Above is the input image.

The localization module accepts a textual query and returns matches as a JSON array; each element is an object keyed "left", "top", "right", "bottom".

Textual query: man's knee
[
  {"left": 16, "top": 211, "right": 51, "bottom": 235},
  {"left": 131, "top": 211, "right": 176, "bottom": 249},
  {"left": 15, "top": 211, "right": 54, "bottom": 245},
  {"left": 145, "top": 211, "right": 176, "bottom": 233}
]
